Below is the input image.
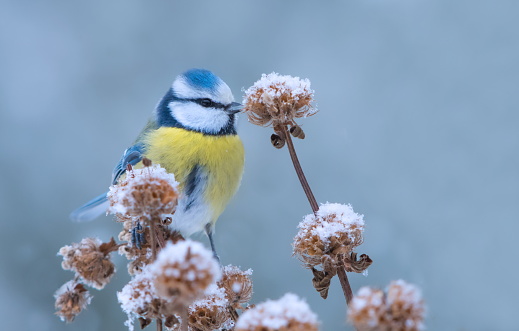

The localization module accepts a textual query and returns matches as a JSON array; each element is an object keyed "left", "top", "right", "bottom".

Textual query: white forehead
[{"left": 172, "top": 76, "right": 234, "bottom": 104}]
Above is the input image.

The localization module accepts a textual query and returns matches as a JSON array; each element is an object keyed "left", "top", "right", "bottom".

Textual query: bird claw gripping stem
[{"left": 131, "top": 222, "right": 146, "bottom": 249}]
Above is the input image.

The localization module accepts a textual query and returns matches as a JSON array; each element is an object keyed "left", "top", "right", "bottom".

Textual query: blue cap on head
[{"left": 181, "top": 68, "right": 221, "bottom": 92}]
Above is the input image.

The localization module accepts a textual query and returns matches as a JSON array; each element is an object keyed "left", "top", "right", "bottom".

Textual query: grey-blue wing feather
[
  {"left": 112, "top": 143, "right": 145, "bottom": 184},
  {"left": 70, "top": 119, "right": 156, "bottom": 222}
]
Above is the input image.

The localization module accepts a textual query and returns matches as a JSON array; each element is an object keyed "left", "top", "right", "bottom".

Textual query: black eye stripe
[
  {"left": 193, "top": 98, "right": 226, "bottom": 109},
  {"left": 169, "top": 95, "right": 228, "bottom": 109}
]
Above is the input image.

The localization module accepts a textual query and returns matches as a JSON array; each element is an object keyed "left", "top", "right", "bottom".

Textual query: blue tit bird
[{"left": 70, "top": 68, "right": 245, "bottom": 256}]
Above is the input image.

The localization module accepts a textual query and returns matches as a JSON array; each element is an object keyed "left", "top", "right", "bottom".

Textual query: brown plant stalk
[{"left": 281, "top": 125, "right": 354, "bottom": 306}]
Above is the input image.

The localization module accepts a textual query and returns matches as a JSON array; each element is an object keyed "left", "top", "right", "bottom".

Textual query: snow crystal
[
  {"left": 236, "top": 293, "right": 318, "bottom": 330},
  {"left": 297, "top": 202, "right": 364, "bottom": 244},
  {"left": 148, "top": 240, "right": 221, "bottom": 283}
]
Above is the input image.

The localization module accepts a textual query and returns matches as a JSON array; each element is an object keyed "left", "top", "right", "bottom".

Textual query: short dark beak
[{"left": 225, "top": 102, "right": 242, "bottom": 115}]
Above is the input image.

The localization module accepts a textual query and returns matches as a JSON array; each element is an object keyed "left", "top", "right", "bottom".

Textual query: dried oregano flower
[
  {"left": 58, "top": 237, "right": 118, "bottom": 290},
  {"left": 108, "top": 163, "right": 179, "bottom": 219},
  {"left": 54, "top": 281, "right": 92, "bottom": 323},
  {"left": 243, "top": 72, "right": 316, "bottom": 128},
  {"left": 348, "top": 280, "right": 425, "bottom": 331},
  {"left": 188, "top": 285, "right": 233, "bottom": 331},
  {"left": 218, "top": 265, "right": 253, "bottom": 309},
  {"left": 149, "top": 240, "right": 221, "bottom": 305},
  {"left": 293, "top": 203, "right": 364, "bottom": 268},
  {"left": 235, "top": 293, "right": 319, "bottom": 331},
  {"left": 117, "top": 269, "right": 179, "bottom": 331}
]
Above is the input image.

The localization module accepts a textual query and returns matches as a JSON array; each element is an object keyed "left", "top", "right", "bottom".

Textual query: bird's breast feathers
[{"left": 143, "top": 127, "right": 244, "bottom": 221}]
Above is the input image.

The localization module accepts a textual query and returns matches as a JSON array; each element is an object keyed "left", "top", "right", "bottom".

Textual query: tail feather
[{"left": 70, "top": 192, "right": 109, "bottom": 222}]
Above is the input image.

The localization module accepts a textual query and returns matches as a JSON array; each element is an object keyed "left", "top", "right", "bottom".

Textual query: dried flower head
[
  {"left": 235, "top": 293, "right": 319, "bottom": 331},
  {"left": 118, "top": 269, "right": 180, "bottom": 331},
  {"left": 293, "top": 203, "right": 364, "bottom": 268},
  {"left": 386, "top": 280, "right": 425, "bottom": 331},
  {"left": 149, "top": 240, "right": 221, "bottom": 305},
  {"left": 58, "top": 237, "right": 118, "bottom": 289},
  {"left": 348, "top": 280, "right": 425, "bottom": 331},
  {"left": 243, "top": 72, "right": 316, "bottom": 128},
  {"left": 188, "top": 285, "right": 233, "bottom": 331},
  {"left": 348, "top": 287, "right": 387, "bottom": 330},
  {"left": 218, "top": 265, "right": 253, "bottom": 309},
  {"left": 108, "top": 163, "right": 179, "bottom": 219},
  {"left": 54, "top": 281, "right": 92, "bottom": 323}
]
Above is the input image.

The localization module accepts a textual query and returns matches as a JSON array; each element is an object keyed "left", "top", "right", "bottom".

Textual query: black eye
[{"left": 199, "top": 98, "right": 213, "bottom": 107}]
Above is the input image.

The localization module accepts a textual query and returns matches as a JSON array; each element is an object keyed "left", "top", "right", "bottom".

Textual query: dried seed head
[
  {"left": 235, "top": 293, "right": 319, "bottom": 331},
  {"left": 54, "top": 281, "right": 92, "bottom": 323},
  {"left": 218, "top": 265, "right": 253, "bottom": 308},
  {"left": 386, "top": 280, "right": 425, "bottom": 331},
  {"left": 348, "top": 287, "right": 387, "bottom": 330},
  {"left": 149, "top": 240, "right": 221, "bottom": 305},
  {"left": 58, "top": 237, "right": 117, "bottom": 290},
  {"left": 108, "top": 164, "right": 179, "bottom": 219},
  {"left": 117, "top": 269, "right": 180, "bottom": 331},
  {"left": 348, "top": 281, "right": 425, "bottom": 331},
  {"left": 188, "top": 285, "right": 233, "bottom": 331},
  {"left": 243, "top": 72, "right": 316, "bottom": 128},
  {"left": 293, "top": 203, "right": 364, "bottom": 268}
]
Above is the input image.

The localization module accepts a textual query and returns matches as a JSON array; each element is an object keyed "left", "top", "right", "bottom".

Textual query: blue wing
[
  {"left": 111, "top": 143, "right": 145, "bottom": 184},
  {"left": 70, "top": 143, "right": 145, "bottom": 222}
]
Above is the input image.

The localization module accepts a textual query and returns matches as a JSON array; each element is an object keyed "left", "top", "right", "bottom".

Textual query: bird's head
[{"left": 156, "top": 69, "right": 241, "bottom": 135}]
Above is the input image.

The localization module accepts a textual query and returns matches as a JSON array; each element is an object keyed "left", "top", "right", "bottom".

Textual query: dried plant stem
[
  {"left": 148, "top": 217, "right": 158, "bottom": 261},
  {"left": 337, "top": 267, "right": 353, "bottom": 305},
  {"left": 282, "top": 125, "right": 319, "bottom": 213},
  {"left": 180, "top": 307, "right": 188, "bottom": 331},
  {"left": 147, "top": 216, "right": 163, "bottom": 331},
  {"left": 282, "top": 125, "right": 355, "bottom": 308}
]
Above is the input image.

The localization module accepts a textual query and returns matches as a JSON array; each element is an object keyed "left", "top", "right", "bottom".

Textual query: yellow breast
[{"left": 143, "top": 127, "right": 244, "bottom": 221}]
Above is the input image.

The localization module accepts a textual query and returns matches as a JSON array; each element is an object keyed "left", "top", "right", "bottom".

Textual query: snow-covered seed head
[
  {"left": 386, "top": 280, "right": 425, "bottom": 331},
  {"left": 235, "top": 293, "right": 319, "bottom": 331},
  {"left": 117, "top": 270, "right": 180, "bottom": 331},
  {"left": 58, "top": 237, "right": 118, "bottom": 290},
  {"left": 188, "top": 285, "right": 233, "bottom": 331},
  {"left": 293, "top": 203, "right": 364, "bottom": 268},
  {"left": 149, "top": 240, "right": 221, "bottom": 305},
  {"left": 243, "top": 72, "right": 316, "bottom": 128},
  {"left": 348, "top": 280, "right": 425, "bottom": 331},
  {"left": 218, "top": 265, "right": 253, "bottom": 308},
  {"left": 54, "top": 281, "right": 92, "bottom": 323},
  {"left": 118, "top": 270, "right": 158, "bottom": 320},
  {"left": 108, "top": 163, "right": 179, "bottom": 219},
  {"left": 347, "top": 287, "right": 387, "bottom": 330}
]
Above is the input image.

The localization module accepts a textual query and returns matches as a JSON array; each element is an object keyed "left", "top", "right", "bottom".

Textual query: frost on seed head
[
  {"left": 243, "top": 72, "right": 316, "bottom": 128},
  {"left": 117, "top": 269, "right": 181, "bottom": 331},
  {"left": 148, "top": 240, "right": 221, "bottom": 305},
  {"left": 54, "top": 281, "right": 92, "bottom": 323},
  {"left": 348, "top": 280, "right": 426, "bottom": 331},
  {"left": 293, "top": 203, "right": 365, "bottom": 268},
  {"left": 107, "top": 163, "right": 179, "bottom": 219},
  {"left": 58, "top": 237, "right": 118, "bottom": 290},
  {"left": 235, "top": 293, "right": 319, "bottom": 331},
  {"left": 218, "top": 265, "right": 253, "bottom": 309},
  {"left": 188, "top": 284, "right": 233, "bottom": 331}
]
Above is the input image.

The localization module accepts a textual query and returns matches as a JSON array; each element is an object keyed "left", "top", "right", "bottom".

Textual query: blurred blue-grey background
[{"left": 1, "top": 0, "right": 518, "bottom": 330}]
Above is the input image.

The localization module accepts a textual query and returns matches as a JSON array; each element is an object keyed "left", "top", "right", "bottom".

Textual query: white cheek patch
[{"left": 170, "top": 101, "right": 229, "bottom": 134}]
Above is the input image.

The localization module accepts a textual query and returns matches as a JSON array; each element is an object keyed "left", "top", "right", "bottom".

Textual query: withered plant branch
[
  {"left": 156, "top": 318, "right": 163, "bottom": 331},
  {"left": 180, "top": 307, "right": 188, "bottom": 331},
  {"left": 337, "top": 267, "right": 354, "bottom": 305},
  {"left": 281, "top": 125, "right": 319, "bottom": 213},
  {"left": 282, "top": 125, "right": 355, "bottom": 308}
]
